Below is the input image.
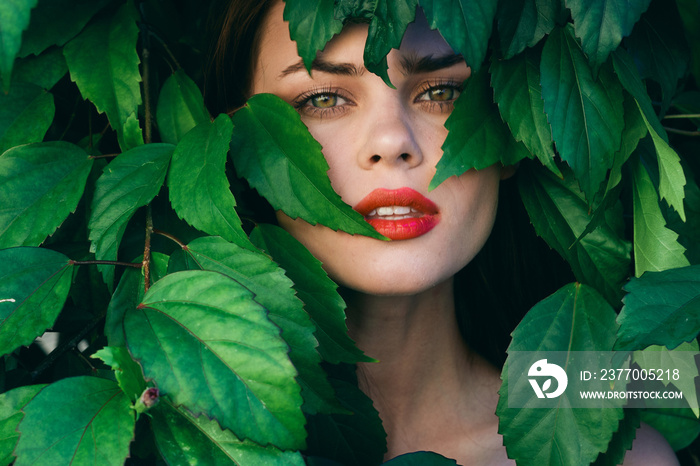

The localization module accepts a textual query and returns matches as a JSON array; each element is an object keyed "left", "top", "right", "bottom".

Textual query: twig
[
  {"left": 143, "top": 206, "right": 154, "bottom": 293},
  {"left": 153, "top": 228, "right": 186, "bottom": 248},
  {"left": 69, "top": 260, "right": 142, "bottom": 268},
  {"left": 89, "top": 153, "right": 119, "bottom": 159},
  {"left": 664, "top": 127, "right": 700, "bottom": 137},
  {"left": 663, "top": 113, "right": 700, "bottom": 120}
]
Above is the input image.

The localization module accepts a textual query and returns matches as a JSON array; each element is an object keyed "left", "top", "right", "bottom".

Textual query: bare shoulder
[{"left": 622, "top": 422, "right": 679, "bottom": 466}]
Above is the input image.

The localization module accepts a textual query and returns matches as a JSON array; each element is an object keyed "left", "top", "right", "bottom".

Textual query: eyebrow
[{"left": 279, "top": 53, "right": 465, "bottom": 79}]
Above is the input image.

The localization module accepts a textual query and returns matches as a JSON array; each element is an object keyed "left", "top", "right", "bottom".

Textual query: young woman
[{"left": 208, "top": 1, "right": 679, "bottom": 464}]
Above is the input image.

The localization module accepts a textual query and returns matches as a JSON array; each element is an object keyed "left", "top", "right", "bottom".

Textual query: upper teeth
[{"left": 368, "top": 206, "right": 417, "bottom": 216}]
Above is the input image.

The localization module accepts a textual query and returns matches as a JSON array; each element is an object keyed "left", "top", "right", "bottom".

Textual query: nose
[{"left": 358, "top": 98, "right": 423, "bottom": 170}]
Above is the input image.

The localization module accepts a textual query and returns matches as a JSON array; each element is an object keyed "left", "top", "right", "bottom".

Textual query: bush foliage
[{"left": 1, "top": 0, "right": 700, "bottom": 464}]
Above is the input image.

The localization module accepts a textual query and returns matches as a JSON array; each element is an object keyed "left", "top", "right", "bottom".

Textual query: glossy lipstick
[{"left": 354, "top": 188, "right": 440, "bottom": 240}]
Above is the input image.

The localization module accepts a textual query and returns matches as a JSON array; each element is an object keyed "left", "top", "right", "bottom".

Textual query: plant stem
[
  {"left": 663, "top": 113, "right": 700, "bottom": 119},
  {"left": 153, "top": 228, "right": 186, "bottom": 248},
  {"left": 69, "top": 260, "right": 142, "bottom": 268},
  {"left": 665, "top": 127, "right": 700, "bottom": 137},
  {"left": 143, "top": 206, "right": 154, "bottom": 293},
  {"left": 89, "top": 153, "right": 119, "bottom": 159}
]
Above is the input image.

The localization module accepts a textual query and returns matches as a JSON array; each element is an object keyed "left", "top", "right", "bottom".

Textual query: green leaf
[
  {"left": 124, "top": 270, "right": 306, "bottom": 450},
  {"left": 497, "top": 283, "right": 623, "bottom": 466},
  {"left": 540, "top": 25, "right": 625, "bottom": 201},
  {"left": 250, "top": 224, "right": 372, "bottom": 364},
  {"left": 430, "top": 67, "right": 530, "bottom": 189},
  {"left": 0, "top": 82, "right": 54, "bottom": 153},
  {"left": 676, "top": 0, "right": 700, "bottom": 87},
  {"left": 420, "top": 0, "right": 498, "bottom": 72},
  {"left": 283, "top": 0, "right": 343, "bottom": 72},
  {"left": 0, "top": 142, "right": 91, "bottom": 249},
  {"left": 151, "top": 400, "right": 306, "bottom": 466},
  {"left": 104, "top": 252, "right": 169, "bottom": 346},
  {"left": 230, "top": 93, "right": 384, "bottom": 239},
  {"left": 496, "top": 0, "right": 559, "bottom": 58},
  {"left": 637, "top": 103, "right": 687, "bottom": 222},
  {"left": 383, "top": 451, "right": 458, "bottom": 465},
  {"left": 88, "top": 143, "right": 173, "bottom": 287},
  {"left": 633, "top": 341, "right": 700, "bottom": 416},
  {"left": 629, "top": 155, "right": 689, "bottom": 277},
  {"left": 171, "top": 235, "right": 343, "bottom": 415},
  {"left": 304, "top": 363, "right": 387, "bottom": 466},
  {"left": 0, "top": 247, "right": 73, "bottom": 357},
  {"left": 63, "top": 2, "right": 142, "bottom": 150},
  {"left": 363, "top": 0, "right": 418, "bottom": 85},
  {"left": 18, "top": 0, "right": 111, "bottom": 57},
  {"left": 591, "top": 409, "right": 641, "bottom": 466},
  {"left": 168, "top": 115, "right": 251, "bottom": 249},
  {"left": 566, "top": 0, "right": 651, "bottom": 70},
  {"left": 615, "top": 264, "right": 700, "bottom": 351},
  {"left": 10, "top": 47, "right": 67, "bottom": 90},
  {"left": 14, "top": 376, "right": 135, "bottom": 466},
  {"left": 490, "top": 47, "right": 560, "bottom": 176},
  {"left": 156, "top": 69, "right": 210, "bottom": 145},
  {"left": 0, "top": 0, "right": 38, "bottom": 92},
  {"left": 0, "top": 385, "right": 45, "bottom": 466},
  {"left": 624, "top": 1, "right": 689, "bottom": 111},
  {"left": 640, "top": 407, "right": 700, "bottom": 451},
  {"left": 517, "top": 162, "right": 631, "bottom": 305},
  {"left": 92, "top": 346, "right": 147, "bottom": 403}
]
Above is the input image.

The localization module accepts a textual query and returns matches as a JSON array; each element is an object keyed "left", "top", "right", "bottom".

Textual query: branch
[
  {"left": 69, "top": 260, "right": 142, "bottom": 268},
  {"left": 664, "top": 127, "right": 700, "bottom": 137},
  {"left": 663, "top": 113, "right": 700, "bottom": 120},
  {"left": 153, "top": 228, "right": 186, "bottom": 249}
]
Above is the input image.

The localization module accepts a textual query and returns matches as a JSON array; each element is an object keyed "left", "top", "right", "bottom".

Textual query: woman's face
[{"left": 251, "top": 2, "right": 504, "bottom": 296}]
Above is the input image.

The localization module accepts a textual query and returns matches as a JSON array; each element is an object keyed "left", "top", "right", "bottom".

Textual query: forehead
[{"left": 255, "top": 2, "right": 458, "bottom": 77}]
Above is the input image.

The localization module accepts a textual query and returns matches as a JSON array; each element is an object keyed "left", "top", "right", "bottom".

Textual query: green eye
[
  {"left": 310, "top": 94, "right": 338, "bottom": 108},
  {"left": 427, "top": 87, "right": 456, "bottom": 101}
]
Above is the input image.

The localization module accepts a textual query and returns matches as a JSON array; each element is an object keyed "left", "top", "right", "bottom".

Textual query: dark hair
[
  {"left": 205, "top": 0, "right": 275, "bottom": 115},
  {"left": 205, "top": 0, "right": 574, "bottom": 367}
]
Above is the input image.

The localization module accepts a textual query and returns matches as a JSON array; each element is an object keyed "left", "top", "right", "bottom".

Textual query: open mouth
[{"left": 354, "top": 188, "right": 440, "bottom": 240}]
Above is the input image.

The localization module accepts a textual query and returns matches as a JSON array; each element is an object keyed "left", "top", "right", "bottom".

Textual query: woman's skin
[{"left": 250, "top": 2, "right": 679, "bottom": 464}]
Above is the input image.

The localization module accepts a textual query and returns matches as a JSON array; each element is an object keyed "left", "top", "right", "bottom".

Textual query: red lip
[{"left": 354, "top": 188, "right": 440, "bottom": 240}]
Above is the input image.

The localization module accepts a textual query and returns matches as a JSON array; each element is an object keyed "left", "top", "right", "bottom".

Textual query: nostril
[
  {"left": 370, "top": 155, "right": 381, "bottom": 163},
  {"left": 400, "top": 153, "right": 410, "bottom": 161}
]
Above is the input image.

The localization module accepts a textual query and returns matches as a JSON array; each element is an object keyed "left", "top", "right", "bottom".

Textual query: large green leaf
[
  {"left": 540, "top": 25, "right": 625, "bottom": 201},
  {"left": 420, "top": 0, "right": 498, "bottom": 72},
  {"left": 640, "top": 408, "right": 700, "bottom": 451},
  {"left": 230, "top": 93, "right": 383, "bottom": 239},
  {"left": 18, "top": 0, "right": 111, "bottom": 57},
  {"left": 633, "top": 341, "right": 700, "bottom": 416},
  {"left": 170, "top": 235, "right": 342, "bottom": 415},
  {"left": 496, "top": 0, "right": 559, "bottom": 58},
  {"left": 250, "top": 224, "right": 371, "bottom": 364},
  {"left": 566, "top": 0, "right": 651, "bottom": 70},
  {"left": 430, "top": 67, "right": 530, "bottom": 189},
  {"left": 151, "top": 400, "right": 305, "bottom": 466},
  {"left": 0, "top": 385, "right": 45, "bottom": 466},
  {"left": 615, "top": 264, "right": 700, "bottom": 351},
  {"left": 7, "top": 47, "right": 67, "bottom": 90},
  {"left": 497, "top": 283, "right": 624, "bottom": 466},
  {"left": 518, "top": 162, "right": 631, "bottom": 305},
  {"left": 363, "top": 0, "right": 418, "bottom": 85},
  {"left": 629, "top": 155, "right": 689, "bottom": 276},
  {"left": 624, "top": 1, "right": 689, "bottom": 111},
  {"left": 156, "top": 69, "right": 210, "bottom": 145},
  {"left": 304, "top": 363, "right": 387, "bottom": 466},
  {"left": 0, "top": 141, "right": 92, "bottom": 249},
  {"left": 63, "top": 2, "right": 142, "bottom": 150},
  {"left": 168, "top": 115, "right": 251, "bottom": 249},
  {"left": 124, "top": 270, "right": 306, "bottom": 450},
  {"left": 490, "top": 47, "right": 559, "bottom": 176},
  {"left": 0, "top": 0, "right": 38, "bottom": 91},
  {"left": 88, "top": 143, "right": 173, "bottom": 287},
  {"left": 283, "top": 0, "right": 343, "bottom": 72},
  {"left": 0, "top": 82, "right": 54, "bottom": 154},
  {"left": 14, "top": 376, "right": 134, "bottom": 466},
  {"left": 0, "top": 247, "right": 73, "bottom": 357}
]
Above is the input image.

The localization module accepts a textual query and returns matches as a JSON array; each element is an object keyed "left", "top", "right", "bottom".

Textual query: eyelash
[{"left": 292, "top": 80, "right": 463, "bottom": 118}]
